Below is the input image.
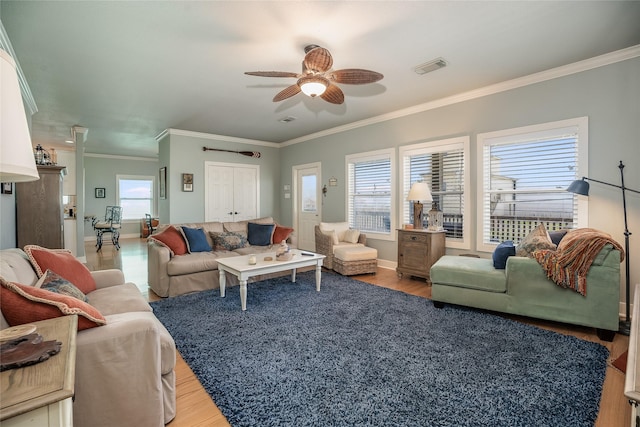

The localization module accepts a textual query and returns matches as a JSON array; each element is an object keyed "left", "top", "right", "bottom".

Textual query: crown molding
[
  {"left": 282, "top": 44, "right": 640, "bottom": 147},
  {"left": 84, "top": 153, "right": 158, "bottom": 162},
  {"left": 156, "top": 128, "right": 279, "bottom": 148},
  {"left": 0, "top": 21, "right": 38, "bottom": 116}
]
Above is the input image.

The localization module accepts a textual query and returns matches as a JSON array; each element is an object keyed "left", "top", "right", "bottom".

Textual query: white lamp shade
[
  {"left": 0, "top": 49, "right": 38, "bottom": 182},
  {"left": 298, "top": 76, "right": 328, "bottom": 97},
  {"left": 407, "top": 182, "right": 433, "bottom": 202}
]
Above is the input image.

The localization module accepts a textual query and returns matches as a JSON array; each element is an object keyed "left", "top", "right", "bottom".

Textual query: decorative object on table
[
  {"left": 182, "top": 173, "right": 193, "bottom": 192},
  {"left": 264, "top": 256, "right": 273, "bottom": 261},
  {"left": 150, "top": 271, "right": 609, "bottom": 427},
  {"left": 203, "top": 146, "right": 261, "bottom": 158},
  {"left": 276, "top": 240, "right": 292, "bottom": 261},
  {"left": 407, "top": 182, "right": 433, "bottom": 230},
  {"left": 244, "top": 44, "right": 383, "bottom": 105},
  {"left": 427, "top": 202, "right": 444, "bottom": 231},
  {"left": 248, "top": 254, "right": 257, "bottom": 265},
  {"left": 0, "top": 49, "right": 39, "bottom": 183},
  {"left": 567, "top": 160, "right": 639, "bottom": 336},
  {"left": 0, "top": 324, "right": 37, "bottom": 342},
  {"left": 0, "top": 332, "right": 62, "bottom": 371},
  {"left": 159, "top": 166, "right": 167, "bottom": 199},
  {"left": 95, "top": 187, "right": 105, "bottom": 198},
  {"left": 1, "top": 182, "right": 12, "bottom": 195},
  {"left": 33, "top": 144, "right": 55, "bottom": 165}
]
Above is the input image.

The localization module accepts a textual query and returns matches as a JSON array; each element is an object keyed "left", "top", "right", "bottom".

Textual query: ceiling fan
[{"left": 245, "top": 45, "right": 383, "bottom": 105}]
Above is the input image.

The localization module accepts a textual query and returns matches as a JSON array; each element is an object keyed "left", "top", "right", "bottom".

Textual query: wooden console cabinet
[
  {"left": 15, "top": 165, "right": 65, "bottom": 249},
  {"left": 396, "top": 229, "right": 445, "bottom": 282}
]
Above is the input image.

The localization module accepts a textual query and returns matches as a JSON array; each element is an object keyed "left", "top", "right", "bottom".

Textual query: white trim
[
  {"left": 398, "top": 136, "right": 471, "bottom": 250},
  {"left": 156, "top": 128, "right": 280, "bottom": 148},
  {"left": 292, "top": 162, "right": 322, "bottom": 251},
  {"left": 345, "top": 148, "right": 396, "bottom": 242},
  {"left": 116, "top": 174, "right": 156, "bottom": 218},
  {"left": 281, "top": 45, "right": 640, "bottom": 147},
  {"left": 476, "top": 117, "right": 589, "bottom": 253},
  {"left": 84, "top": 153, "right": 158, "bottom": 162}
]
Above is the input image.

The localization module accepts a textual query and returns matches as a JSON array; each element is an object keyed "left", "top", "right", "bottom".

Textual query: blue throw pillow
[
  {"left": 492, "top": 240, "right": 516, "bottom": 269},
  {"left": 247, "top": 222, "right": 275, "bottom": 246},
  {"left": 180, "top": 226, "right": 212, "bottom": 253}
]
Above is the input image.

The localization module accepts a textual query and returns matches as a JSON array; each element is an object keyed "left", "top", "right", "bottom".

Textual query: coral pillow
[
  {"left": 272, "top": 225, "right": 294, "bottom": 244},
  {"left": 24, "top": 245, "right": 97, "bottom": 294},
  {"left": 0, "top": 278, "right": 106, "bottom": 330},
  {"left": 149, "top": 226, "right": 188, "bottom": 255}
]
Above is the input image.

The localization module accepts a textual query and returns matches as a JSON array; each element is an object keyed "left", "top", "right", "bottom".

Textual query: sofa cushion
[
  {"left": 210, "top": 231, "right": 248, "bottom": 251},
  {"left": 167, "top": 252, "right": 222, "bottom": 276},
  {"left": 322, "top": 229, "right": 339, "bottom": 245},
  {"left": 224, "top": 217, "right": 274, "bottom": 234},
  {"left": 320, "top": 222, "right": 350, "bottom": 242},
  {"left": 149, "top": 226, "right": 189, "bottom": 256},
  {"left": 515, "top": 224, "right": 556, "bottom": 258},
  {"left": 549, "top": 229, "right": 569, "bottom": 246},
  {"left": 492, "top": 241, "right": 516, "bottom": 269},
  {"left": 272, "top": 224, "right": 294, "bottom": 244},
  {"left": 248, "top": 223, "right": 275, "bottom": 246},
  {"left": 36, "top": 269, "right": 88, "bottom": 302},
  {"left": 180, "top": 226, "right": 212, "bottom": 253},
  {"left": 331, "top": 242, "right": 364, "bottom": 254},
  {"left": 88, "top": 282, "right": 152, "bottom": 315},
  {"left": 0, "top": 277, "right": 106, "bottom": 330},
  {"left": 343, "top": 229, "right": 361, "bottom": 244},
  {"left": 24, "top": 245, "right": 97, "bottom": 294},
  {"left": 430, "top": 256, "right": 507, "bottom": 293}
]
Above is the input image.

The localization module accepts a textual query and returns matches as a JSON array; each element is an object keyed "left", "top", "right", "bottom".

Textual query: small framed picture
[
  {"left": 182, "top": 173, "right": 193, "bottom": 192},
  {"left": 95, "top": 187, "right": 105, "bottom": 198},
  {"left": 1, "top": 182, "right": 12, "bottom": 195},
  {"left": 159, "top": 167, "right": 167, "bottom": 199}
]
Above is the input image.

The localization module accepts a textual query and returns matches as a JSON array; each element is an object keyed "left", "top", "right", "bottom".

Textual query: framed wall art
[
  {"left": 95, "top": 187, "right": 105, "bottom": 198},
  {"left": 182, "top": 173, "right": 193, "bottom": 192},
  {"left": 1, "top": 182, "right": 13, "bottom": 195},
  {"left": 159, "top": 167, "right": 167, "bottom": 199}
]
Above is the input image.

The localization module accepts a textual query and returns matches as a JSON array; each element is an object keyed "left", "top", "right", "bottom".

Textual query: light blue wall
[
  {"left": 279, "top": 57, "right": 640, "bottom": 295},
  {"left": 159, "top": 132, "right": 280, "bottom": 224},
  {"left": 83, "top": 156, "right": 159, "bottom": 238}
]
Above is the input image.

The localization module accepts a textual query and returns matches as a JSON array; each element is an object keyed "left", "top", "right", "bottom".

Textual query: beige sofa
[
  {"left": 0, "top": 248, "right": 176, "bottom": 427},
  {"left": 148, "top": 217, "right": 296, "bottom": 297}
]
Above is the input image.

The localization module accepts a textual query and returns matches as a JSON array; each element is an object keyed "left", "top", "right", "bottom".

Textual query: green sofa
[{"left": 430, "top": 245, "right": 621, "bottom": 341}]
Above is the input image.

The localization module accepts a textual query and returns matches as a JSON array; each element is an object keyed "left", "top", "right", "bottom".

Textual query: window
[
  {"left": 399, "top": 136, "right": 470, "bottom": 249},
  {"left": 116, "top": 175, "right": 155, "bottom": 221},
  {"left": 476, "top": 117, "right": 588, "bottom": 252},
  {"left": 346, "top": 149, "right": 395, "bottom": 240}
]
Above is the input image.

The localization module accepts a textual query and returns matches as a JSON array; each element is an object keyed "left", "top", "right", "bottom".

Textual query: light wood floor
[{"left": 85, "top": 238, "right": 630, "bottom": 427}]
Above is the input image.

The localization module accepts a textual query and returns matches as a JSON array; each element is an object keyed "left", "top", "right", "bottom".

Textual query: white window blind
[
  {"left": 477, "top": 117, "right": 588, "bottom": 251},
  {"left": 399, "top": 137, "right": 470, "bottom": 248},
  {"left": 346, "top": 149, "right": 395, "bottom": 238},
  {"left": 117, "top": 175, "right": 155, "bottom": 220}
]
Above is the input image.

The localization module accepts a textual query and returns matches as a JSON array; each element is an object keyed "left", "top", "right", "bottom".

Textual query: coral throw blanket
[{"left": 533, "top": 228, "right": 624, "bottom": 296}]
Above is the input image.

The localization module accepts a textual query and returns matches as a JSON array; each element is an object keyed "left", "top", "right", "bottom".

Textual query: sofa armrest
[
  {"left": 91, "top": 269, "right": 125, "bottom": 289},
  {"left": 314, "top": 226, "right": 335, "bottom": 269},
  {"left": 147, "top": 242, "right": 172, "bottom": 297}
]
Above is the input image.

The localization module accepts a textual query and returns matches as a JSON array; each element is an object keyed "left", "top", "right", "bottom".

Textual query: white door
[
  {"left": 205, "top": 162, "right": 259, "bottom": 222},
  {"left": 294, "top": 163, "right": 321, "bottom": 251}
]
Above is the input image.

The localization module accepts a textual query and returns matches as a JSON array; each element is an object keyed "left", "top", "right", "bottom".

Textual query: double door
[{"left": 205, "top": 162, "right": 259, "bottom": 222}]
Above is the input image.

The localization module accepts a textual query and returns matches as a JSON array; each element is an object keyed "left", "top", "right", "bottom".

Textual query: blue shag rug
[{"left": 150, "top": 271, "right": 608, "bottom": 427}]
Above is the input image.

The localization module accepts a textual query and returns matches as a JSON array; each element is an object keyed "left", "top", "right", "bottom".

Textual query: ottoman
[{"left": 333, "top": 246, "right": 378, "bottom": 276}]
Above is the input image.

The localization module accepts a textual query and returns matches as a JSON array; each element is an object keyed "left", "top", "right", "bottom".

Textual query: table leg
[
  {"left": 219, "top": 270, "right": 226, "bottom": 298},
  {"left": 315, "top": 263, "right": 322, "bottom": 291},
  {"left": 291, "top": 268, "right": 297, "bottom": 283},
  {"left": 240, "top": 280, "right": 248, "bottom": 311}
]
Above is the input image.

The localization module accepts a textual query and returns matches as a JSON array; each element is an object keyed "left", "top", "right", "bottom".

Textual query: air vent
[
  {"left": 413, "top": 58, "right": 447, "bottom": 75},
  {"left": 279, "top": 116, "right": 297, "bottom": 123}
]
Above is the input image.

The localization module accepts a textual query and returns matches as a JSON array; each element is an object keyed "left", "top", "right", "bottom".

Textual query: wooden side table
[
  {"left": 1, "top": 315, "right": 78, "bottom": 427},
  {"left": 396, "top": 229, "right": 446, "bottom": 282}
]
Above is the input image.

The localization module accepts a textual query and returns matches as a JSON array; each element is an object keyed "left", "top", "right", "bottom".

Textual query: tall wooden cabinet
[
  {"left": 396, "top": 229, "right": 446, "bottom": 282},
  {"left": 16, "top": 165, "right": 66, "bottom": 249}
]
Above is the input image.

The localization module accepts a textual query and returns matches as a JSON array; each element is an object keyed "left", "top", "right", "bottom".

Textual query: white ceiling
[{"left": 2, "top": 1, "right": 640, "bottom": 158}]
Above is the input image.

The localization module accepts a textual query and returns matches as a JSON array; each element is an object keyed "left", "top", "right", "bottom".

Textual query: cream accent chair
[{"left": 314, "top": 222, "right": 366, "bottom": 270}]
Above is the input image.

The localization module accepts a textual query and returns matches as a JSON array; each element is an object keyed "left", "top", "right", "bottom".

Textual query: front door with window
[{"left": 294, "top": 164, "right": 321, "bottom": 251}]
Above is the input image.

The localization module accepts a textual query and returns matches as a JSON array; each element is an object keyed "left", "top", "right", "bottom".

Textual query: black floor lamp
[{"left": 567, "top": 161, "right": 640, "bottom": 335}]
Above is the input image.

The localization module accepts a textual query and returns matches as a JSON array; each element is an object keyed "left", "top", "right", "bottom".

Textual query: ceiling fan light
[{"left": 298, "top": 76, "right": 328, "bottom": 97}]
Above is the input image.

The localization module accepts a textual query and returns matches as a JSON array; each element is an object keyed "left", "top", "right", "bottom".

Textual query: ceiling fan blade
[
  {"left": 320, "top": 84, "right": 344, "bottom": 105},
  {"left": 329, "top": 69, "right": 384, "bottom": 84},
  {"left": 303, "top": 47, "right": 333, "bottom": 73},
  {"left": 245, "top": 71, "right": 299, "bottom": 78},
  {"left": 273, "top": 84, "right": 301, "bottom": 102}
]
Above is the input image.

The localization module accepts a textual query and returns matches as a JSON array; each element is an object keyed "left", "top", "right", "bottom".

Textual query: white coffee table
[{"left": 217, "top": 249, "right": 326, "bottom": 311}]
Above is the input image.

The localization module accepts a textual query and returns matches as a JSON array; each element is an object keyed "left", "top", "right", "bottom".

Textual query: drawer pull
[{"left": 411, "top": 236, "right": 417, "bottom": 241}]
